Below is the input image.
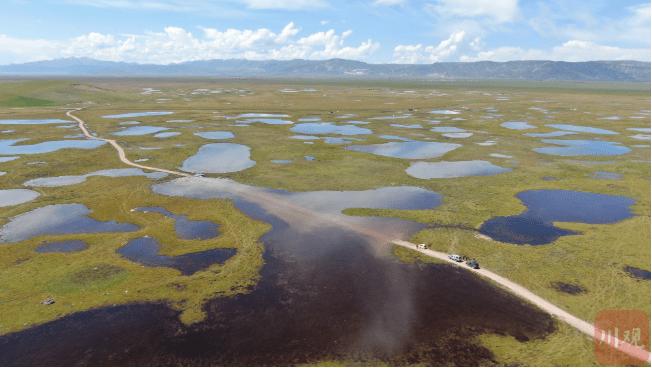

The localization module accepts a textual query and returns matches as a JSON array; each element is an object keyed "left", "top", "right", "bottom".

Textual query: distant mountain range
[{"left": 0, "top": 58, "right": 649, "bottom": 82}]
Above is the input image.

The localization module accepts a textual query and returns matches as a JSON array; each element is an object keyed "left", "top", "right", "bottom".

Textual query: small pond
[
  {"left": 501, "top": 121, "right": 536, "bottom": 130},
  {"left": 0, "top": 189, "right": 40, "bottom": 207},
  {"left": 534, "top": 139, "right": 630, "bottom": 156},
  {"left": 134, "top": 207, "right": 219, "bottom": 240},
  {"left": 181, "top": 143, "right": 255, "bottom": 174},
  {"left": 103, "top": 112, "right": 173, "bottom": 119},
  {"left": 347, "top": 141, "right": 460, "bottom": 159},
  {"left": 194, "top": 131, "right": 234, "bottom": 140},
  {"left": 118, "top": 236, "right": 235, "bottom": 275},
  {"left": 113, "top": 126, "right": 170, "bottom": 136},
  {"left": 406, "top": 160, "right": 511, "bottom": 179},
  {"left": 291, "top": 123, "right": 372, "bottom": 136}
]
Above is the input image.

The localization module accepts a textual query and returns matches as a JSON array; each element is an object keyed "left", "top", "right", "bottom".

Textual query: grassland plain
[{"left": 0, "top": 78, "right": 649, "bottom": 366}]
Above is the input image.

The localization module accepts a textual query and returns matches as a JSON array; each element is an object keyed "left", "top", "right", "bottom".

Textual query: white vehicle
[
  {"left": 448, "top": 254, "right": 464, "bottom": 262},
  {"left": 416, "top": 243, "right": 427, "bottom": 250}
]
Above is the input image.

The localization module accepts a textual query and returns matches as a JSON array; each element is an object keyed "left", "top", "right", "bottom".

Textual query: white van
[{"left": 448, "top": 254, "right": 464, "bottom": 262}]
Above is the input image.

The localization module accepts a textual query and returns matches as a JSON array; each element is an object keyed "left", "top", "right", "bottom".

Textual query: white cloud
[
  {"left": 461, "top": 40, "right": 650, "bottom": 62},
  {"left": 0, "top": 23, "right": 378, "bottom": 65},
  {"left": 241, "top": 0, "right": 328, "bottom": 10},
  {"left": 426, "top": 0, "right": 519, "bottom": 23},
  {"left": 393, "top": 31, "right": 465, "bottom": 63}
]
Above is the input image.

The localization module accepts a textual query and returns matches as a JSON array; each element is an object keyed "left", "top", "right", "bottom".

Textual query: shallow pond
[
  {"left": 534, "top": 139, "right": 630, "bottom": 156},
  {"left": 194, "top": 131, "right": 234, "bottom": 140},
  {"left": 390, "top": 124, "right": 422, "bottom": 129},
  {"left": 291, "top": 123, "right": 372, "bottom": 136},
  {"left": 501, "top": 121, "right": 535, "bottom": 130},
  {"left": 406, "top": 160, "right": 511, "bottom": 179},
  {"left": 238, "top": 118, "right": 294, "bottom": 125},
  {"left": 0, "top": 189, "right": 40, "bottom": 207},
  {"left": 430, "top": 109, "right": 460, "bottom": 115},
  {"left": 25, "top": 168, "right": 167, "bottom": 187},
  {"left": 443, "top": 132, "right": 473, "bottom": 138},
  {"left": 430, "top": 126, "right": 465, "bottom": 133},
  {"left": 0, "top": 204, "right": 138, "bottom": 243},
  {"left": 592, "top": 171, "right": 623, "bottom": 180},
  {"left": 0, "top": 178, "right": 555, "bottom": 365},
  {"left": 624, "top": 266, "right": 651, "bottom": 280},
  {"left": 545, "top": 124, "right": 617, "bottom": 135},
  {"left": 0, "top": 139, "right": 106, "bottom": 155},
  {"left": 102, "top": 112, "right": 173, "bottom": 119},
  {"left": 347, "top": 141, "right": 460, "bottom": 159},
  {"left": 181, "top": 143, "right": 256, "bottom": 173},
  {"left": 154, "top": 132, "right": 181, "bottom": 138},
  {"left": 118, "top": 236, "right": 235, "bottom": 275},
  {"left": 480, "top": 190, "right": 635, "bottom": 245},
  {"left": 113, "top": 126, "right": 170, "bottom": 136},
  {"left": 524, "top": 131, "right": 576, "bottom": 138},
  {"left": 134, "top": 207, "right": 219, "bottom": 240},
  {"left": 36, "top": 240, "right": 88, "bottom": 253},
  {"left": 271, "top": 159, "right": 292, "bottom": 164}
]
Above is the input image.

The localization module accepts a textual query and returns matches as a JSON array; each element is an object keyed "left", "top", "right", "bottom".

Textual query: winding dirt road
[{"left": 66, "top": 109, "right": 650, "bottom": 363}]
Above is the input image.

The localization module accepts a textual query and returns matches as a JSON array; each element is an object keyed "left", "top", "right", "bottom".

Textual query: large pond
[
  {"left": 479, "top": 190, "right": 635, "bottom": 245},
  {"left": 117, "top": 236, "right": 234, "bottom": 275},
  {"left": 347, "top": 141, "right": 460, "bottom": 159},
  {"left": 406, "top": 161, "right": 511, "bottom": 179},
  {"left": 0, "top": 139, "right": 106, "bottom": 155},
  {"left": 181, "top": 143, "right": 256, "bottom": 173},
  {"left": 0, "top": 177, "right": 555, "bottom": 365},
  {"left": 291, "top": 123, "right": 372, "bottom": 136},
  {"left": 534, "top": 139, "right": 631, "bottom": 156},
  {"left": 0, "top": 204, "right": 138, "bottom": 243},
  {"left": 102, "top": 112, "right": 173, "bottom": 119},
  {"left": 134, "top": 207, "right": 219, "bottom": 240}
]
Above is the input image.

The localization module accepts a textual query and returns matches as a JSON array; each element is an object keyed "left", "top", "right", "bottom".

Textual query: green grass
[{"left": 0, "top": 78, "right": 649, "bottom": 365}]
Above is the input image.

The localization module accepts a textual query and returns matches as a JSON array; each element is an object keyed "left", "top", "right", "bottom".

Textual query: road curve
[
  {"left": 67, "top": 109, "right": 650, "bottom": 363},
  {"left": 66, "top": 109, "right": 190, "bottom": 177}
]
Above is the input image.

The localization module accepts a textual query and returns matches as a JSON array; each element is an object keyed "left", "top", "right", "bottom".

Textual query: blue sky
[{"left": 0, "top": 0, "right": 649, "bottom": 64}]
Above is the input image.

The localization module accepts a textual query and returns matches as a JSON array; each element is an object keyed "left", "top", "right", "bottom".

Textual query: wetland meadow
[{"left": 0, "top": 79, "right": 649, "bottom": 366}]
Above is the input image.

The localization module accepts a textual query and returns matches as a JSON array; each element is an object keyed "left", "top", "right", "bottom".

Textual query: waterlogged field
[{"left": 0, "top": 79, "right": 649, "bottom": 366}]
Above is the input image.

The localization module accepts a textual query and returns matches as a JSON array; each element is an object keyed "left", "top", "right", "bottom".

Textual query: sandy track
[{"left": 67, "top": 109, "right": 650, "bottom": 363}]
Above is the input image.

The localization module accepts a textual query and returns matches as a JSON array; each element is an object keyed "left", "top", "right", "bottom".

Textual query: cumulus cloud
[
  {"left": 393, "top": 31, "right": 465, "bottom": 63},
  {"left": 0, "top": 23, "right": 378, "bottom": 64},
  {"left": 461, "top": 40, "right": 651, "bottom": 62},
  {"left": 426, "top": 0, "right": 519, "bottom": 23}
]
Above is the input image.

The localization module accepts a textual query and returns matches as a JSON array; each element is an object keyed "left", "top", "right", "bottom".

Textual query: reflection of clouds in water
[
  {"left": 347, "top": 141, "right": 461, "bottom": 159},
  {"left": 0, "top": 204, "right": 138, "bottom": 243}
]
